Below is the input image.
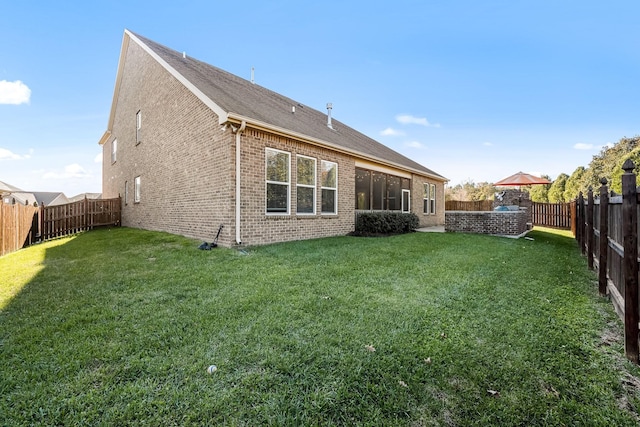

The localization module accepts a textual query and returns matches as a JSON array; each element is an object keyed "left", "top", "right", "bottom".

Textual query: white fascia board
[
  {"left": 98, "top": 130, "right": 112, "bottom": 146},
  {"left": 125, "top": 30, "right": 229, "bottom": 124},
  {"left": 225, "top": 113, "right": 448, "bottom": 182}
]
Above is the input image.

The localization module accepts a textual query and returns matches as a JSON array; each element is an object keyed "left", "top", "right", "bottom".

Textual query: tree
[
  {"left": 609, "top": 146, "right": 640, "bottom": 194},
  {"left": 564, "top": 166, "right": 586, "bottom": 201},
  {"left": 548, "top": 173, "right": 568, "bottom": 202},
  {"left": 527, "top": 175, "right": 552, "bottom": 202},
  {"left": 445, "top": 180, "right": 497, "bottom": 201}
]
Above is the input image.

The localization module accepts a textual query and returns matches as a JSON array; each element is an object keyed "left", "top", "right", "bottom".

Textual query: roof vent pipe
[
  {"left": 182, "top": 51, "right": 186, "bottom": 59},
  {"left": 326, "top": 103, "right": 333, "bottom": 129}
]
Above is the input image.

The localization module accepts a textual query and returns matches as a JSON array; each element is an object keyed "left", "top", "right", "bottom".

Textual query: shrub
[{"left": 354, "top": 211, "right": 419, "bottom": 235}]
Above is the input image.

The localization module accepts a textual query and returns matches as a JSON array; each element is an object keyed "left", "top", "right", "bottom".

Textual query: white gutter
[
  {"left": 224, "top": 113, "right": 448, "bottom": 183},
  {"left": 233, "top": 120, "right": 246, "bottom": 244}
]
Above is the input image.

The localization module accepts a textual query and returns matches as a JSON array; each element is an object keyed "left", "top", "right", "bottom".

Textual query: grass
[{"left": 1, "top": 226, "right": 640, "bottom": 426}]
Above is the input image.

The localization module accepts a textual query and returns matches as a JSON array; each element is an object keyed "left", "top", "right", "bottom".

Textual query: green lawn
[{"left": 1, "top": 227, "right": 639, "bottom": 426}]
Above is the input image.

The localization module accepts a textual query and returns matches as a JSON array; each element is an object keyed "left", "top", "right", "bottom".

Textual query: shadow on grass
[{"left": 1, "top": 227, "right": 640, "bottom": 426}]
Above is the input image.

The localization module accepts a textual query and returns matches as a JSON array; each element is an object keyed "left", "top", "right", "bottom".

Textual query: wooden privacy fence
[
  {"left": 531, "top": 201, "right": 575, "bottom": 232},
  {"left": 445, "top": 200, "right": 493, "bottom": 211},
  {"left": 0, "top": 201, "right": 39, "bottom": 257},
  {"left": 40, "top": 197, "right": 121, "bottom": 241},
  {"left": 575, "top": 160, "right": 639, "bottom": 363},
  {"left": 0, "top": 197, "right": 121, "bottom": 256}
]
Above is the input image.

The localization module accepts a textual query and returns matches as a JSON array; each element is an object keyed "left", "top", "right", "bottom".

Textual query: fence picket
[
  {"left": 576, "top": 164, "right": 640, "bottom": 363},
  {"left": 1, "top": 197, "right": 121, "bottom": 257}
]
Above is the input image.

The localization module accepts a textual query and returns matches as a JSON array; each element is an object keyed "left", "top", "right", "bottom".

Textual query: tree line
[{"left": 446, "top": 136, "right": 640, "bottom": 203}]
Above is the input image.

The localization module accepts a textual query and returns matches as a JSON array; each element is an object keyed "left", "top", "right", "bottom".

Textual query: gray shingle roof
[{"left": 129, "top": 31, "right": 446, "bottom": 181}]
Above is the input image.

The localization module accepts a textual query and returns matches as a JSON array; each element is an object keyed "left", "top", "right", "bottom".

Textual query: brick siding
[
  {"left": 445, "top": 210, "right": 529, "bottom": 236},
  {"left": 103, "top": 40, "right": 445, "bottom": 247}
]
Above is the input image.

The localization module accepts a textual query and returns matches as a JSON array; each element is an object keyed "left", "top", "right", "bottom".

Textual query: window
[
  {"left": 124, "top": 180, "right": 128, "bottom": 205},
  {"left": 430, "top": 184, "right": 436, "bottom": 214},
  {"left": 111, "top": 139, "right": 117, "bottom": 163},
  {"left": 134, "top": 176, "right": 141, "bottom": 203},
  {"left": 266, "top": 148, "right": 290, "bottom": 214},
  {"left": 423, "top": 183, "right": 430, "bottom": 214},
  {"left": 296, "top": 155, "right": 316, "bottom": 214},
  {"left": 136, "top": 110, "right": 142, "bottom": 144},
  {"left": 321, "top": 160, "right": 337, "bottom": 214},
  {"left": 402, "top": 189, "right": 410, "bottom": 213}
]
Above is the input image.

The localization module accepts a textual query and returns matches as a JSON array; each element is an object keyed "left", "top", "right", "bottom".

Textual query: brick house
[{"left": 99, "top": 30, "right": 447, "bottom": 247}]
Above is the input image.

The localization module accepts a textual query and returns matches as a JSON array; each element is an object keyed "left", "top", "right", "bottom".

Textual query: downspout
[{"left": 233, "top": 120, "right": 246, "bottom": 244}]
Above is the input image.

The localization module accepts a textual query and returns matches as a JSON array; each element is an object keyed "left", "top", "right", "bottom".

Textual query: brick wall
[
  {"left": 102, "top": 40, "right": 446, "bottom": 247},
  {"left": 445, "top": 210, "right": 529, "bottom": 236},
  {"left": 102, "top": 40, "right": 235, "bottom": 246},
  {"left": 412, "top": 175, "right": 445, "bottom": 228}
]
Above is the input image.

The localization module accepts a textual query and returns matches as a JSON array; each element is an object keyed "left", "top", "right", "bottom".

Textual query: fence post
[
  {"left": 586, "top": 187, "right": 594, "bottom": 270},
  {"left": 577, "top": 192, "right": 585, "bottom": 253},
  {"left": 622, "top": 159, "right": 639, "bottom": 363},
  {"left": 598, "top": 178, "right": 609, "bottom": 296}
]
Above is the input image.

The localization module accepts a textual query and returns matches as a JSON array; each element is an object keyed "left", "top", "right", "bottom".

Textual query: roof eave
[{"left": 225, "top": 113, "right": 447, "bottom": 182}]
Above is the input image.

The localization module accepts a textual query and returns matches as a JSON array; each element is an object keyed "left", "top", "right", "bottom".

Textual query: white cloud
[
  {"left": 380, "top": 127, "right": 405, "bottom": 136},
  {"left": 0, "top": 80, "right": 31, "bottom": 105},
  {"left": 42, "top": 163, "right": 91, "bottom": 179},
  {"left": 94, "top": 152, "right": 103, "bottom": 163},
  {"left": 0, "top": 147, "right": 27, "bottom": 160},
  {"left": 405, "top": 141, "right": 424, "bottom": 149},
  {"left": 396, "top": 114, "right": 440, "bottom": 128},
  {"left": 574, "top": 143, "right": 595, "bottom": 150}
]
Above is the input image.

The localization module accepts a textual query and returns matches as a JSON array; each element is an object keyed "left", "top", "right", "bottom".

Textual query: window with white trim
[
  {"left": 136, "top": 110, "right": 142, "bottom": 144},
  {"left": 423, "top": 183, "right": 430, "bottom": 214},
  {"left": 430, "top": 184, "right": 436, "bottom": 214},
  {"left": 402, "top": 189, "right": 410, "bottom": 213},
  {"left": 296, "top": 155, "right": 316, "bottom": 214},
  {"left": 321, "top": 160, "right": 337, "bottom": 214},
  {"left": 134, "top": 176, "right": 141, "bottom": 203},
  {"left": 266, "top": 148, "right": 290, "bottom": 214},
  {"left": 111, "top": 139, "right": 117, "bottom": 164}
]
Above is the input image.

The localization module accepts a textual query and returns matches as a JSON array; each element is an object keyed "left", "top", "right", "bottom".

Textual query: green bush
[{"left": 354, "top": 211, "right": 419, "bottom": 235}]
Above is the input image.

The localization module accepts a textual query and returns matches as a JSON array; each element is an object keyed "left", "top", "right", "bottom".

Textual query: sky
[{"left": 0, "top": 1, "right": 638, "bottom": 196}]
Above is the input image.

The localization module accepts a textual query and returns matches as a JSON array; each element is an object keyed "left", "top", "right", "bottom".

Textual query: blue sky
[{"left": 1, "top": 1, "right": 638, "bottom": 196}]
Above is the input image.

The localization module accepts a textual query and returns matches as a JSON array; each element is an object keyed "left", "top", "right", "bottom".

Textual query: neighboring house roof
[
  {"left": 68, "top": 192, "right": 102, "bottom": 202},
  {"left": 102, "top": 30, "right": 447, "bottom": 182},
  {"left": 30, "top": 192, "right": 69, "bottom": 207},
  {"left": 0, "top": 180, "right": 22, "bottom": 193},
  {"left": 3, "top": 192, "right": 36, "bottom": 206}
]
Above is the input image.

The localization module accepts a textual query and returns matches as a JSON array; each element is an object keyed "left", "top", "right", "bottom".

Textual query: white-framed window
[
  {"left": 266, "top": 148, "right": 290, "bottom": 214},
  {"left": 423, "top": 183, "right": 430, "bottom": 214},
  {"left": 430, "top": 184, "right": 436, "bottom": 214},
  {"left": 296, "top": 155, "right": 316, "bottom": 215},
  {"left": 124, "top": 180, "right": 129, "bottom": 205},
  {"left": 111, "top": 139, "right": 117, "bottom": 164},
  {"left": 136, "top": 110, "right": 142, "bottom": 144},
  {"left": 134, "top": 176, "right": 141, "bottom": 203},
  {"left": 321, "top": 160, "right": 337, "bottom": 214},
  {"left": 402, "top": 189, "right": 411, "bottom": 213}
]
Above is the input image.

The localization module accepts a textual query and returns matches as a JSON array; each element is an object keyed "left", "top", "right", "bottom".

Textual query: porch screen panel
[
  {"left": 372, "top": 172, "right": 386, "bottom": 210},
  {"left": 387, "top": 176, "right": 401, "bottom": 211},
  {"left": 355, "top": 168, "right": 371, "bottom": 210}
]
